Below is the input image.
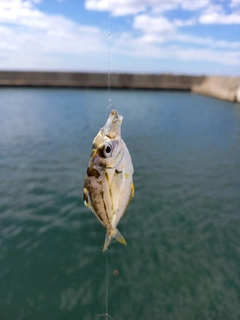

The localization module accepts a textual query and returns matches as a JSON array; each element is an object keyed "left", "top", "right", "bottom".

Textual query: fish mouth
[{"left": 102, "top": 109, "right": 123, "bottom": 139}]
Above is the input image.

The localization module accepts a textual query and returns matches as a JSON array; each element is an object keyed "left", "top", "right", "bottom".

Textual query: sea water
[{"left": 0, "top": 88, "right": 240, "bottom": 319}]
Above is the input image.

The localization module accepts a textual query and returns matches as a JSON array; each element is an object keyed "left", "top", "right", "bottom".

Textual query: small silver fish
[{"left": 83, "top": 109, "right": 134, "bottom": 251}]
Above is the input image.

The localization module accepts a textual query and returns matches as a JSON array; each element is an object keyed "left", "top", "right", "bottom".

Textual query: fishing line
[
  {"left": 98, "top": 250, "right": 114, "bottom": 320},
  {"left": 105, "top": 249, "right": 109, "bottom": 319},
  {"left": 99, "top": 1, "right": 124, "bottom": 318},
  {"left": 106, "top": 3, "right": 112, "bottom": 315},
  {"left": 107, "top": 0, "right": 113, "bottom": 111},
  {"left": 108, "top": 0, "right": 111, "bottom": 105},
  {"left": 107, "top": 0, "right": 123, "bottom": 112},
  {"left": 98, "top": 2, "right": 116, "bottom": 319}
]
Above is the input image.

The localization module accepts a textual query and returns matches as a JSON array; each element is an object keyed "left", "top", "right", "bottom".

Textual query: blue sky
[{"left": 0, "top": 0, "right": 240, "bottom": 75}]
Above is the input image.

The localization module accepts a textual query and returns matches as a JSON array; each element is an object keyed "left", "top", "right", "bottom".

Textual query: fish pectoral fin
[
  {"left": 83, "top": 187, "right": 91, "bottom": 209},
  {"left": 103, "top": 228, "right": 127, "bottom": 251}
]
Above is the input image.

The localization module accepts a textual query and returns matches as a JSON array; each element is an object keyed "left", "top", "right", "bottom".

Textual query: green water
[{"left": 0, "top": 88, "right": 240, "bottom": 320}]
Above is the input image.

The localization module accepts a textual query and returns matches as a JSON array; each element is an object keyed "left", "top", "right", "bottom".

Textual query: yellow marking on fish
[
  {"left": 105, "top": 172, "right": 114, "bottom": 214},
  {"left": 131, "top": 182, "right": 134, "bottom": 199},
  {"left": 124, "top": 173, "right": 129, "bottom": 179},
  {"left": 100, "top": 190, "right": 110, "bottom": 225}
]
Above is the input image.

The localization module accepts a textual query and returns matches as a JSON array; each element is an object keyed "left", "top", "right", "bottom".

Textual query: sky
[{"left": 0, "top": 0, "right": 240, "bottom": 75}]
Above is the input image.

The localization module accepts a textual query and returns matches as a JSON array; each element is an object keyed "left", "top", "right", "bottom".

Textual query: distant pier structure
[
  {"left": 0, "top": 71, "right": 239, "bottom": 103},
  {"left": 0, "top": 71, "right": 203, "bottom": 90},
  {"left": 192, "top": 76, "right": 240, "bottom": 103}
]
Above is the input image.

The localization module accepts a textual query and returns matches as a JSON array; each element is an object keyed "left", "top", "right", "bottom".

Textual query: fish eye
[
  {"left": 100, "top": 143, "right": 112, "bottom": 158},
  {"left": 106, "top": 145, "right": 111, "bottom": 153}
]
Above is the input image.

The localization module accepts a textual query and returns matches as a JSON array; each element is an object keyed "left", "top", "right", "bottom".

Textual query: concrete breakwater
[
  {"left": 192, "top": 76, "right": 240, "bottom": 103},
  {"left": 0, "top": 71, "right": 239, "bottom": 103},
  {"left": 0, "top": 71, "right": 203, "bottom": 90}
]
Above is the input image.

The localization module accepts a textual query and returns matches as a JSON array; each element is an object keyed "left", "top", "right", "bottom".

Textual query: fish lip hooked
[{"left": 102, "top": 109, "right": 123, "bottom": 139}]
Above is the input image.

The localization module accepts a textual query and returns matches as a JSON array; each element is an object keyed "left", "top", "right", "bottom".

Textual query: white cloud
[
  {"left": 85, "top": 0, "right": 108, "bottom": 11},
  {"left": 124, "top": 19, "right": 240, "bottom": 50},
  {"left": 175, "top": 48, "right": 240, "bottom": 65},
  {"left": 151, "top": 1, "right": 178, "bottom": 13},
  {"left": 0, "top": 0, "right": 103, "bottom": 32},
  {"left": 173, "top": 33, "right": 240, "bottom": 49},
  {"left": 122, "top": 11, "right": 240, "bottom": 52},
  {"left": 173, "top": 18, "right": 196, "bottom": 27},
  {"left": 134, "top": 14, "right": 176, "bottom": 34},
  {"left": 84, "top": 0, "right": 240, "bottom": 28},
  {"left": 133, "top": 13, "right": 196, "bottom": 38},
  {"left": 0, "top": 0, "right": 107, "bottom": 70},
  {"left": 147, "top": 0, "right": 211, "bottom": 14},
  {"left": 231, "top": 0, "right": 240, "bottom": 7},
  {"left": 110, "top": 31, "right": 240, "bottom": 68},
  {"left": 85, "top": 0, "right": 240, "bottom": 27},
  {"left": 85, "top": 0, "right": 146, "bottom": 16},
  {"left": 199, "top": 2, "right": 240, "bottom": 24},
  {"left": 85, "top": 0, "right": 211, "bottom": 16},
  {"left": 0, "top": 0, "right": 53, "bottom": 29},
  {"left": 0, "top": 0, "right": 239, "bottom": 73},
  {"left": 200, "top": 12, "right": 240, "bottom": 24},
  {"left": 180, "top": 0, "right": 209, "bottom": 10}
]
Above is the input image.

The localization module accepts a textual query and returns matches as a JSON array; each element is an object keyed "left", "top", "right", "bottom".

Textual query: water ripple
[{"left": 0, "top": 89, "right": 240, "bottom": 319}]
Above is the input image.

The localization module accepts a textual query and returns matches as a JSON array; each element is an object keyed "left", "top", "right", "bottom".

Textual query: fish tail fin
[
  {"left": 103, "top": 232, "right": 113, "bottom": 252},
  {"left": 114, "top": 228, "right": 127, "bottom": 246},
  {"left": 103, "top": 228, "right": 127, "bottom": 251}
]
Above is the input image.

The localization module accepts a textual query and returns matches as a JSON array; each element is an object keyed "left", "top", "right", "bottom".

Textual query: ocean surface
[{"left": 0, "top": 88, "right": 240, "bottom": 320}]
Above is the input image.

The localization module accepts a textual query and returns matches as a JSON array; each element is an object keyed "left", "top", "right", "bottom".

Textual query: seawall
[
  {"left": 0, "top": 71, "right": 203, "bottom": 90},
  {"left": 192, "top": 76, "right": 240, "bottom": 103},
  {"left": 0, "top": 72, "right": 239, "bottom": 103}
]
